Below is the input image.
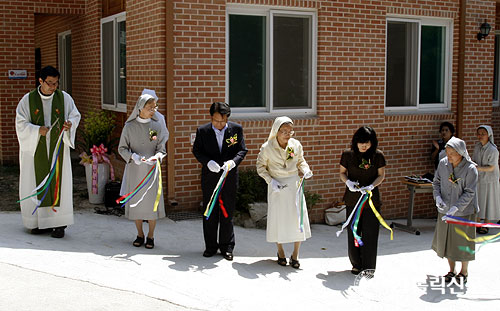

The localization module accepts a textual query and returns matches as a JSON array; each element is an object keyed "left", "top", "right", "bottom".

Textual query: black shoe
[
  {"left": 203, "top": 250, "right": 217, "bottom": 257},
  {"left": 277, "top": 253, "right": 287, "bottom": 266},
  {"left": 145, "top": 237, "right": 154, "bottom": 249},
  {"left": 30, "top": 228, "right": 52, "bottom": 235},
  {"left": 476, "top": 227, "right": 489, "bottom": 234},
  {"left": 222, "top": 252, "right": 233, "bottom": 261},
  {"left": 51, "top": 227, "right": 65, "bottom": 238},
  {"left": 290, "top": 256, "right": 300, "bottom": 269},
  {"left": 133, "top": 236, "right": 145, "bottom": 247},
  {"left": 443, "top": 271, "right": 456, "bottom": 283},
  {"left": 351, "top": 267, "right": 361, "bottom": 275}
]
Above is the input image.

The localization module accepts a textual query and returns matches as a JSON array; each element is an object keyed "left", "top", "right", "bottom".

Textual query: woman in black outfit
[
  {"left": 431, "top": 122, "right": 455, "bottom": 170},
  {"left": 339, "top": 126, "right": 386, "bottom": 275}
]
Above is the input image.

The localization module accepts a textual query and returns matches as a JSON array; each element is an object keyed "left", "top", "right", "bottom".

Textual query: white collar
[
  {"left": 38, "top": 86, "right": 55, "bottom": 101},
  {"left": 136, "top": 116, "right": 151, "bottom": 124}
]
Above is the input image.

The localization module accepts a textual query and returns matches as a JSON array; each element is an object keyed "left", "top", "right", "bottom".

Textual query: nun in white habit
[
  {"left": 118, "top": 94, "right": 167, "bottom": 249},
  {"left": 256, "top": 116, "right": 313, "bottom": 268},
  {"left": 472, "top": 125, "right": 500, "bottom": 233}
]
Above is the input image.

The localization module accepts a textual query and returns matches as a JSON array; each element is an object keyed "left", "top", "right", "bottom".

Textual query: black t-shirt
[
  {"left": 431, "top": 139, "right": 446, "bottom": 169},
  {"left": 340, "top": 149, "right": 386, "bottom": 207}
]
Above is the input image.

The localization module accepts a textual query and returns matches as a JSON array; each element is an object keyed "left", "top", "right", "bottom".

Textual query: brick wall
[
  {"left": 169, "top": 0, "right": 497, "bottom": 222},
  {"left": 2, "top": 0, "right": 498, "bottom": 223},
  {"left": 0, "top": 0, "right": 91, "bottom": 166}
]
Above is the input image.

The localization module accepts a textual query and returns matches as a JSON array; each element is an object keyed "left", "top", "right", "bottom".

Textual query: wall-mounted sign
[
  {"left": 8, "top": 70, "right": 27, "bottom": 79},
  {"left": 191, "top": 133, "right": 196, "bottom": 145}
]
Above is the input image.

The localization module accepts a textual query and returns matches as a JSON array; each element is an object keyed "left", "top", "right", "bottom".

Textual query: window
[
  {"left": 385, "top": 18, "right": 452, "bottom": 111},
  {"left": 493, "top": 33, "right": 500, "bottom": 106},
  {"left": 101, "top": 12, "right": 126, "bottom": 111},
  {"left": 58, "top": 30, "right": 72, "bottom": 95},
  {"left": 227, "top": 7, "right": 316, "bottom": 116}
]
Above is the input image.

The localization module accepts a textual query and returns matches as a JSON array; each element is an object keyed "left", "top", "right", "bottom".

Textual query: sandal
[
  {"left": 443, "top": 271, "right": 456, "bottom": 283},
  {"left": 145, "top": 237, "right": 154, "bottom": 249},
  {"left": 289, "top": 256, "right": 300, "bottom": 269},
  {"left": 133, "top": 236, "right": 145, "bottom": 247},
  {"left": 476, "top": 227, "right": 489, "bottom": 234},
  {"left": 277, "top": 253, "right": 287, "bottom": 266},
  {"left": 455, "top": 273, "right": 468, "bottom": 284}
]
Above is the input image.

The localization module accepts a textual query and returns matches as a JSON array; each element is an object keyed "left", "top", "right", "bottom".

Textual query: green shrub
[
  {"left": 76, "top": 109, "right": 117, "bottom": 155},
  {"left": 304, "top": 190, "right": 322, "bottom": 210},
  {"left": 236, "top": 169, "right": 268, "bottom": 213}
]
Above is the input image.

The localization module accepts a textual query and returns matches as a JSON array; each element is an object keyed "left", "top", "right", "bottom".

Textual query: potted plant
[{"left": 77, "top": 109, "right": 118, "bottom": 204}]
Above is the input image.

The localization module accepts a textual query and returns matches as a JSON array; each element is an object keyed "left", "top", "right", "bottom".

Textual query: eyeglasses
[
  {"left": 144, "top": 105, "right": 158, "bottom": 112},
  {"left": 278, "top": 130, "right": 294, "bottom": 136},
  {"left": 43, "top": 80, "right": 59, "bottom": 87}
]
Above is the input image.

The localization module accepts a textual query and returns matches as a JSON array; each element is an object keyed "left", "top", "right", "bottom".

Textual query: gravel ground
[{"left": 0, "top": 154, "right": 99, "bottom": 212}]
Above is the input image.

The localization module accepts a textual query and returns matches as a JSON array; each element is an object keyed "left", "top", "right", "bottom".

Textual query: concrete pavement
[{"left": 0, "top": 210, "right": 499, "bottom": 310}]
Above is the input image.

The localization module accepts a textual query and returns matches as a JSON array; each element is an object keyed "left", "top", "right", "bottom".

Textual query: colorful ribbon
[
  {"left": 336, "top": 190, "right": 393, "bottom": 246},
  {"left": 17, "top": 126, "right": 65, "bottom": 215},
  {"left": 442, "top": 215, "right": 500, "bottom": 254},
  {"left": 366, "top": 190, "right": 394, "bottom": 240},
  {"left": 89, "top": 144, "right": 115, "bottom": 194},
  {"left": 295, "top": 177, "right": 306, "bottom": 232},
  {"left": 336, "top": 192, "right": 367, "bottom": 237},
  {"left": 116, "top": 164, "right": 156, "bottom": 208},
  {"left": 351, "top": 193, "right": 369, "bottom": 247},
  {"left": 204, "top": 167, "right": 230, "bottom": 220},
  {"left": 153, "top": 160, "right": 162, "bottom": 212}
]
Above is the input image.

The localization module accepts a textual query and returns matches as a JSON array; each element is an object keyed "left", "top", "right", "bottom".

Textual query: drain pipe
[
  {"left": 166, "top": 0, "right": 175, "bottom": 205},
  {"left": 457, "top": 0, "right": 466, "bottom": 138}
]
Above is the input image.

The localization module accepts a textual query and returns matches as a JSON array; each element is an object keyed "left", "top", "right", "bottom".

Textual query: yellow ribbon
[
  {"left": 455, "top": 227, "right": 500, "bottom": 243},
  {"left": 153, "top": 160, "right": 162, "bottom": 212},
  {"left": 367, "top": 191, "right": 393, "bottom": 240},
  {"left": 50, "top": 137, "right": 63, "bottom": 210}
]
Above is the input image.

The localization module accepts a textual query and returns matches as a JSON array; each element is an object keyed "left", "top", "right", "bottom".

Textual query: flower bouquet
[{"left": 77, "top": 110, "right": 117, "bottom": 202}]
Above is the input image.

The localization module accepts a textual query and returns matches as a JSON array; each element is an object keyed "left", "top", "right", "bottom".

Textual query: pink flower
[{"left": 152, "top": 136, "right": 157, "bottom": 140}]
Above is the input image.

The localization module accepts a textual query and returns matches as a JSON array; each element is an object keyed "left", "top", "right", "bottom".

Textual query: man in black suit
[{"left": 192, "top": 102, "right": 248, "bottom": 261}]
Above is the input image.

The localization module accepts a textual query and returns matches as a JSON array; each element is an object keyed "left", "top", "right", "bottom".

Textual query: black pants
[
  {"left": 346, "top": 204, "right": 380, "bottom": 270},
  {"left": 202, "top": 174, "right": 237, "bottom": 254}
]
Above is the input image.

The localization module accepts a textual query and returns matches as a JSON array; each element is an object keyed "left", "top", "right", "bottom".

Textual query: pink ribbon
[{"left": 90, "top": 144, "right": 115, "bottom": 194}]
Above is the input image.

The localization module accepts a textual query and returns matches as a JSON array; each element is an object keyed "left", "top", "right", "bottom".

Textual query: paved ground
[{"left": 1, "top": 209, "right": 499, "bottom": 311}]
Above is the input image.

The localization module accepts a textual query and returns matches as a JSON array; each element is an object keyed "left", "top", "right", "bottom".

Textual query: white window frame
[
  {"left": 493, "top": 32, "right": 500, "bottom": 107},
  {"left": 226, "top": 6, "right": 317, "bottom": 118},
  {"left": 101, "top": 12, "right": 126, "bottom": 112},
  {"left": 385, "top": 16, "right": 453, "bottom": 113},
  {"left": 58, "top": 30, "right": 71, "bottom": 93}
]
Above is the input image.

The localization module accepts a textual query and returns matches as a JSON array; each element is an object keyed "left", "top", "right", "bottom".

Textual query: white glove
[
  {"left": 447, "top": 206, "right": 458, "bottom": 216},
  {"left": 222, "top": 160, "right": 236, "bottom": 172},
  {"left": 441, "top": 206, "right": 459, "bottom": 221},
  {"left": 207, "top": 160, "right": 221, "bottom": 173},
  {"left": 304, "top": 170, "right": 313, "bottom": 179},
  {"left": 345, "top": 180, "right": 359, "bottom": 192},
  {"left": 131, "top": 153, "right": 143, "bottom": 165},
  {"left": 271, "top": 179, "right": 283, "bottom": 192},
  {"left": 435, "top": 196, "right": 446, "bottom": 209},
  {"left": 146, "top": 152, "right": 165, "bottom": 164},
  {"left": 360, "top": 184, "right": 374, "bottom": 192}
]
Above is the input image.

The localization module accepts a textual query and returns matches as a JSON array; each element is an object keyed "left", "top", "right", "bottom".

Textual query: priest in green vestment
[{"left": 15, "top": 66, "right": 81, "bottom": 238}]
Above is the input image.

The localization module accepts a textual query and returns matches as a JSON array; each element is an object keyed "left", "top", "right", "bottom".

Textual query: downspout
[
  {"left": 457, "top": 0, "right": 466, "bottom": 138},
  {"left": 166, "top": 0, "right": 177, "bottom": 206}
]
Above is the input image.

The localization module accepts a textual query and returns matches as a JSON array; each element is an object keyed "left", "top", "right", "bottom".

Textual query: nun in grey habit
[
  {"left": 432, "top": 137, "right": 478, "bottom": 284},
  {"left": 472, "top": 125, "right": 500, "bottom": 233},
  {"left": 118, "top": 93, "right": 168, "bottom": 249}
]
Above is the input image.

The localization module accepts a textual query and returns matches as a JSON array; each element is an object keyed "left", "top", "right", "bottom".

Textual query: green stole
[{"left": 29, "top": 88, "right": 65, "bottom": 207}]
